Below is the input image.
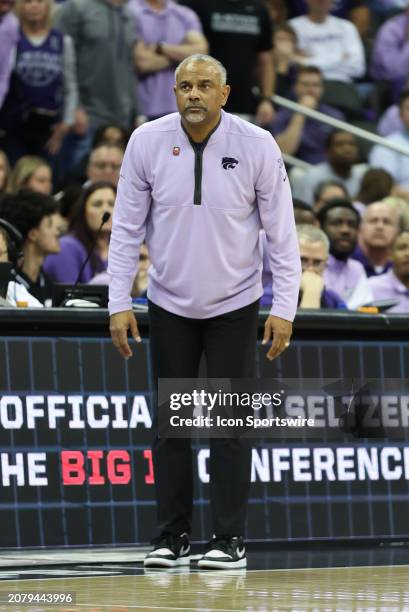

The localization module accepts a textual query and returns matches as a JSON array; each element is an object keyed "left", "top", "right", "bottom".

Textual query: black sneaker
[
  {"left": 197, "top": 535, "right": 246, "bottom": 569},
  {"left": 144, "top": 532, "right": 191, "bottom": 568}
]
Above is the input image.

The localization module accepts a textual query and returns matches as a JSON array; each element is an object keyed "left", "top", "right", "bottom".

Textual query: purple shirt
[
  {"left": 270, "top": 103, "right": 344, "bottom": 165},
  {"left": 324, "top": 254, "right": 373, "bottom": 309},
  {"left": 0, "top": 12, "right": 18, "bottom": 108},
  {"left": 368, "top": 268, "right": 409, "bottom": 313},
  {"left": 377, "top": 104, "right": 403, "bottom": 137},
  {"left": 371, "top": 13, "right": 409, "bottom": 95},
  {"left": 351, "top": 244, "right": 392, "bottom": 278},
  {"left": 44, "top": 235, "right": 107, "bottom": 283},
  {"left": 108, "top": 110, "right": 301, "bottom": 320},
  {"left": 128, "top": 0, "right": 202, "bottom": 117}
]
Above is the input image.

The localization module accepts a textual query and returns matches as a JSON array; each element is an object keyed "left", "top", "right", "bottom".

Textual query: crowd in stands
[{"left": 1, "top": 0, "right": 409, "bottom": 314}]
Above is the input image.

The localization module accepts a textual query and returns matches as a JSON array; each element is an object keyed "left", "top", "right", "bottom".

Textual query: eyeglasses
[
  {"left": 300, "top": 256, "right": 326, "bottom": 269},
  {"left": 91, "top": 161, "right": 121, "bottom": 171}
]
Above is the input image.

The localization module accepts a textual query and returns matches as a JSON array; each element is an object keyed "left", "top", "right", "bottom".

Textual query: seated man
[
  {"left": 297, "top": 224, "right": 346, "bottom": 308},
  {"left": 0, "top": 191, "right": 61, "bottom": 305},
  {"left": 261, "top": 223, "right": 346, "bottom": 309},
  {"left": 289, "top": 0, "right": 365, "bottom": 84},
  {"left": 293, "top": 199, "right": 318, "bottom": 226},
  {"left": 317, "top": 199, "right": 373, "bottom": 309},
  {"left": 352, "top": 201, "right": 401, "bottom": 277},
  {"left": 368, "top": 231, "right": 409, "bottom": 313},
  {"left": 271, "top": 66, "right": 344, "bottom": 164},
  {"left": 0, "top": 221, "right": 43, "bottom": 307},
  {"left": 370, "top": 90, "right": 409, "bottom": 189},
  {"left": 292, "top": 130, "right": 367, "bottom": 205}
]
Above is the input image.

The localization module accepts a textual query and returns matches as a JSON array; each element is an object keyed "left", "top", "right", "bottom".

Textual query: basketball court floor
[{"left": 0, "top": 545, "right": 408, "bottom": 611}]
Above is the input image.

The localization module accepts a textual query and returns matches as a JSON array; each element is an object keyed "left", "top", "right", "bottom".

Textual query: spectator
[
  {"left": 55, "top": 0, "right": 138, "bottom": 170},
  {"left": 289, "top": 0, "right": 365, "bottom": 83},
  {"left": 377, "top": 102, "right": 403, "bottom": 137},
  {"left": 287, "top": 0, "right": 369, "bottom": 32},
  {"left": 0, "top": 0, "right": 18, "bottom": 108},
  {"left": 313, "top": 179, "right": 349, "bottom": 213},
  {"left": 353, "top": 200, "right": 400, "bottom": 277},
  {"left": 294, "top": 198, "right": 318, "bottom": 225},
  {"left": 371, "top": 6, "right": 409, "bottom": 100},
  {"left": 0, "top": 149, "right": 11, "bottom": 194},
  {"left": 179, "top": 0, "right": 275, "bottom": 123},
  {"left": 383, "top": 195, "right": 409, "bottom": 230},
  {"left": 271, "top": 66, "right": 344, "bottom": 164},
  {"left": 86, "top": 144, "right": 124, "bottom": 187},
  {"left": 317, "top": 199, "right": 373, "bottom": 308},
  {"left": 262, "top": 0, "right": 288, "bottom": 25},
  {"left": 130, "top": 0, "right": 208, "bottom": 121},
  {"left": 90, "top": 242, "right": 150, "bottom": 299},
  {"left": 0, "top": 214, "right": 43, "bottom": 306},
  {"left": 368, "top": 231, "right": 409, "bottom": 313},
  {"left": 43, "top": 181, "right": 115, "bottom": 283},
  {"left": 370, "top": 90, "right": 409, "bottom": 189},
  {"left": 297, "top": 224, "right": 346, "bottom": 308},
  {"left": 353, "top": 168, "right": 394, "bottom": 215},
  {"left": 10, "top": 156, "right": 52, "bottom": 195},
  {"left": 0, "top": 190, "right": 61, "bottom": 304},
  {"left": 272, "top": 24, "right": 303, "bottom": 98},
  {"left": 292, "top": 130, "right": 367, "bottom": 205},
  {"left": 0, "top": 0, "right": 78, "bottom": 166},
  {"left": 92, "top": 124, "right": 130, "bottom": 150},
  {"left": 261, "top": 223, "right": 346, "bottom": 308}
]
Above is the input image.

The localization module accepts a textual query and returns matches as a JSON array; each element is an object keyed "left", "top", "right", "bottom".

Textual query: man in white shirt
[{"left": 289, "top": 0, "right": 365, "bottom": 83}]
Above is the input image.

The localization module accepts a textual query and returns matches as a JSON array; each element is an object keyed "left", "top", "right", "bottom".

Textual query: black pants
[{"left": 148, "top": 298, "right": 259, "bottom": 538}]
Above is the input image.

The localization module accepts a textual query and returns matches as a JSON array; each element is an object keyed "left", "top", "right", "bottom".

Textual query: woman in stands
[
  {"left": 43, "top": 181, "right": 115, "bottom": 283},
  {"left": 10, "top": 155, "right": 53, "bottom": 195},
  {"left": 0, "top": 150, "right": 11, "bottom": 195},
  {"left": 0, "top": 0, "right": 77, "bottom": 164}
]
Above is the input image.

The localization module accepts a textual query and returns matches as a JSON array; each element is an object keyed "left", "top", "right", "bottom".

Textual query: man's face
[
  {"left": 313, "top": 185, "right": 348, "bottom": 213},
  {"left": 294, "top": 72, "right": 323, "bottom": 102},
  {"left": 306, "top": 0, "right": 332, "bottom": 15},
  {"left": 20, "top": 0, "right": 48, "bottom": 24},
  {"left": 174, "top": 61, "right": 230, "bottom": 127},
  {"left": 392, "top": 232, "right": 409, "bottom": 278},
  {"left": 29, "top": 213, "right": 61, "bottom": 256},
  {"left": 0, "top": 0, "right": 15, "bottom": 19},
  {"left": 400, "top": 98, "right": 409, "bottom": 130},
  {"left": 360, "top": 203, "right": 400, "bottom": 249},
  {"left": 87, "top": 146, "right": 123, "bottom": 186},
  {"left": 299, "top": 239, "right": 328, "bottom": 276},
  {"left": 328, "top": 132, "right": 358, "bottom": 166},
  {"left": 323, "top": 207, "right": 359, "bottom": 258}
]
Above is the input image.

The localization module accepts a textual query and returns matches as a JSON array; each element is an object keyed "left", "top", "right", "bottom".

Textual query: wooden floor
[{"left": 1, "top": 564, "right": 409, "bottom": 611}]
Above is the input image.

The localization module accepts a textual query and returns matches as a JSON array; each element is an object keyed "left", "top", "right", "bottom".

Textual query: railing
[{"left": 273, "top": 94, "right": 409, "bottom": 158}]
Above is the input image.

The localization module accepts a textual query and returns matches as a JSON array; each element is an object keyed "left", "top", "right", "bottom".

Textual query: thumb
[{"left": 129, "top": 316, "right": 141, "bottom": 343}]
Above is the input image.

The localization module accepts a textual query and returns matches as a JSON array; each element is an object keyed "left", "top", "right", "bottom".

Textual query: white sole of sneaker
[
  {"left": 143, "top": 555, "right": 191, "bottom": 568},
  {"left": 197, "top": 557, "right": 247, "bottom": 570}
]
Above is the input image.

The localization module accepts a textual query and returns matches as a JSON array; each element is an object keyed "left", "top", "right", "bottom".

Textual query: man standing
[
  {"left": 130, "top": 0, "right": 208, "bottom": 120},
  {"left": 178, "top": 0, "right": 275, "bottom": 123},
  {"left": 108, "top": 54, "right": 300, "bottom": 569},
  {"left": 0, "top": 0, "right": 18, "bottom": 109}
]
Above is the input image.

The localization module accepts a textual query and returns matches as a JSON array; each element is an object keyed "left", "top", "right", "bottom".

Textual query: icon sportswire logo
[{"left": 222, "top": 157, "right": 239, "bottom": 169}]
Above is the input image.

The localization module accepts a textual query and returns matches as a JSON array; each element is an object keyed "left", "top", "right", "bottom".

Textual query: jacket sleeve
[
  {"left": 256, "top": 133, "right": 301, "bottom": 322},
  {"left": 108, "top": 130, "right": 152, "bottom": 315}
]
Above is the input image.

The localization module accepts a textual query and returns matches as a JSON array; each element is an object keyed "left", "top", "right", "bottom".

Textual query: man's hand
[
  {"left": 110, "top": 310, "right": 141, "bottom": 359},
  {"left": 255, "top": 99, "right": 275, "bottom": 127},
  {"left": 262, "top": 315, "right": 292, "bottom": 361}
]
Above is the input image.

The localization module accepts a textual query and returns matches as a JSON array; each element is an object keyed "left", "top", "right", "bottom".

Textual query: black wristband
[{"left": 259, "top": 96, "right": 274, "bottom": 106}]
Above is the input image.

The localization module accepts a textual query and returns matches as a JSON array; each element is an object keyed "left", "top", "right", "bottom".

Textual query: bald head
[
  {"left": 360, "top": 202, "right": 400, "bottom": 249},
  {"left": 175, "top": 54, "right": 227, "bottom": 86}
]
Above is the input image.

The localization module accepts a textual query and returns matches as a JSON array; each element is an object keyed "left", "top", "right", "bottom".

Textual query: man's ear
[{"left": 221, "top": 84, "right": 231, "bottom": 107}]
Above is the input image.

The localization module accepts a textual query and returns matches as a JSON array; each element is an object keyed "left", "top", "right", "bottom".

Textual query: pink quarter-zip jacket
[{"left": 108, "top": 110, "right": 301, "bottom": 320}]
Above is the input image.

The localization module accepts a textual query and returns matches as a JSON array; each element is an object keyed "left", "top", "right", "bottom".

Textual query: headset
[{"left": 0, "top": 217, "right": 24, "bottom": 267}]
